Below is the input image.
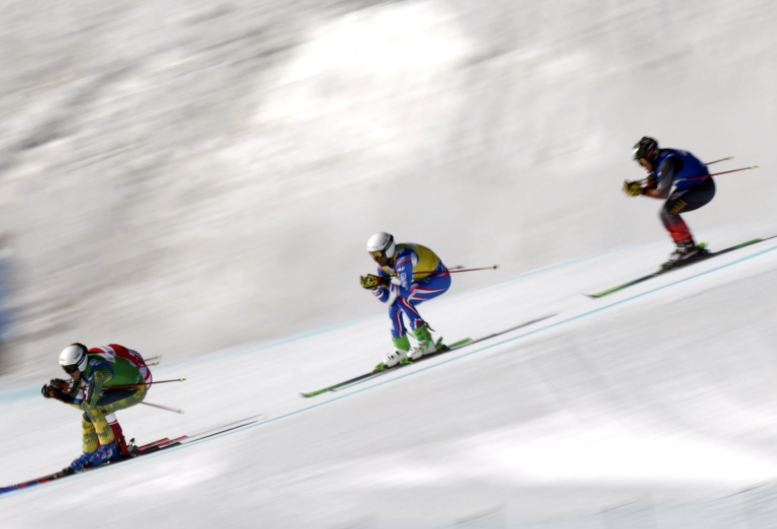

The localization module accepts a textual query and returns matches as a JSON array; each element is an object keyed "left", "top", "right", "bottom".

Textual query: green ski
[
  {"left": 300, "top": 315, "right": 556, "bottom": 398},
  {"left": 586, "top": 237, "right": 773, "bottom": 299}
]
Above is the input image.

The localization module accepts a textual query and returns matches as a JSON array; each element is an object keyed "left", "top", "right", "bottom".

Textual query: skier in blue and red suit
[
  {"left": 360, "top": 232, "right": 451, "bottom": 370},
  {"left": 624, "top": 137, "right": 716, "bottom": 268}
]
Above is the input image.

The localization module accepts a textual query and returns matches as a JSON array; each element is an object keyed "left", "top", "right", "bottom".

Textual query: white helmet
[
  {"left": 59, "top": 343, "right": 88, "bottom": 373},
  {"left": 367, "top": 232, "right": 396, "bottom": 259}
]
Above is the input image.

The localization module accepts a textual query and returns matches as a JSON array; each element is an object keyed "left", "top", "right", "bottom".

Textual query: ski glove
[
  {"left": 41, "top": 384, "right": 73, "bottom": 403},
  {"left": 623, "top": 180, "right": 645, "bottom": 196},
  {"left": 360, "top": 274, "right": 389, "bottom": 290},
  {"left": 50, "top": 378, "right": 71, "bottom": 389}
]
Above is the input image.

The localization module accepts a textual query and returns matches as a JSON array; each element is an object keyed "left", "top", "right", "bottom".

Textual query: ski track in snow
[
  {"left": 3, "top": 235, "right": 777, "bottom": 527},
  {"left": 2, "top": 0, "right": 777, "bottom": 527}
]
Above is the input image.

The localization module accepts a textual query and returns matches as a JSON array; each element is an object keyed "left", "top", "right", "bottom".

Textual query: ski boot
[
  {"left": 114, "top": 435, "right": 129, "bottom": 457},
  {"left": 88, "top": 440, "right": 120, "bottom": 467},
  {"left": 662, "top": 239, "right": 707, "bottom": 270},
  {"left": 404, "top": 323, "right": 437, "bottom": 363},
  {"left": 125, "top": 438, "right": 141, "bottom": 457},
  {"left": 69, "top": 452, "right": 95, "bottom": 472},
  {"left": 375, "top": 335, "right": 410, "bottom": 371}
]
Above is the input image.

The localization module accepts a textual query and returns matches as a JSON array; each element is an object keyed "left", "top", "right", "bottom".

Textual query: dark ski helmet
[{"left": 632, "top": 136, "right": 659, "bottom": 163}]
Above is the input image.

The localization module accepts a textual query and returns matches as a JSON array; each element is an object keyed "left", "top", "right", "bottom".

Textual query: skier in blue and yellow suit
[{"left": 360, "top": 232, "right": 451, "bottom": 369}]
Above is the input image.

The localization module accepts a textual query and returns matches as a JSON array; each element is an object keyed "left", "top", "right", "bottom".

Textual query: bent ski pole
[
  {"left": 141, "top": 401, "right": 184, "bottom": 414},
  {"left": 448, "top": 265, "right": 499, "bottom": 273},
  {"left": 705, "top": 156, "right": 733, "bottom": 165},
  {"left": 108, "top": 378, "right": 186, "bottom": 390},
  {"left": 413, "top": 265, "right": 499, "bottom": 276},
  {"left": 638, "top": 165, "right": 757, "bottom": 185}
]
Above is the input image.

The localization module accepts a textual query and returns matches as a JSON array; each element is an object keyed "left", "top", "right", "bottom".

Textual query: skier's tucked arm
[
  {"left": 360, "top": 269, "right": 391, "bottom": 302},
  {"left": 645, "top": 158, "right": 682, "bottom": 199},
  {"left": 83, "top": 364, "right": 114, "bottom": 408},
  {"left": 41, "top": 381, "right": 75, "bottom": 403}
]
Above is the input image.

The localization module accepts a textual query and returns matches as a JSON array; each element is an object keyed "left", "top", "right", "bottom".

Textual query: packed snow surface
[
  {"left": 4, "top": 231, "right": 777, "bottom": 527},
  {"left": 1, "top": 0, "right": 777, "bottom": 527}
]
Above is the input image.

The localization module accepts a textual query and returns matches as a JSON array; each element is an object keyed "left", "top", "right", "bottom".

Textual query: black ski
[
  {"left": 300, "top": 315, "right": 556, "bottom": 398},
  {"left": 586, "top": 237, "right": 776, "bottom": 299}
]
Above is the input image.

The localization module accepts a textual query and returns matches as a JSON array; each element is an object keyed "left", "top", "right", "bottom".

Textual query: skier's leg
[
  {"left": 660, "top": 179, "right": 716, "bottom": 265},
  {"left": 96, "top": 385, "right": 148, "bottom": 416},
  {"left": 398, "top": 273, "right": 452, "bottom": 331},
  {"left": 105, "top": 412, "right": 128, "bottom": 455},
  {"left": 81, "top": 415, "right": 99, "bottom": 455},
  {"left": 383, "top": 300, "right": 410, "bottom": 368},
  {"left": 69, "top": 415, "right": 101, "bottom": 471},
  {"left": 85, "top": 386, "right": 148, "bottom": 463},
  {"left": 660, "top": 203, "right": 693, "bottom": 243},
  {"left": 661, "top": 179, "right": 717, "bottom": 241},
  {"left": 83, "top": 408, "right": 116, "bottom": 447},
  {"left": 95, "top": 388, "right": 140, "bottom": 454},
  {"left": 399, "top": 273, "right": 452, "bottom": 359},
  {"left": 388, "top": 299, "right": 407, "bottom": 340}
]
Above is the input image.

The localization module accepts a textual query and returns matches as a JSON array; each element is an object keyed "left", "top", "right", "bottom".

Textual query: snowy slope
[
  {"left": 3, "top": 230, "right": 777, "bottom": 528},
  {"left": 1, "top": 0, "right": 776, "bottom": 375},
  {"left": 2, "top": 0, "right": 777, "bottom": 527}
]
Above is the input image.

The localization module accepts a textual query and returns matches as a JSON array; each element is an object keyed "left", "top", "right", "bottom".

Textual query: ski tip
[
  {"left": 447, "top": 337, "right": 473, "bottom": 348},
  {"left": 300, "top": 387, "right": 332, "bottom": 398},
  {"left": 586, "top": 290, "right": 616, "bottom": 298}
]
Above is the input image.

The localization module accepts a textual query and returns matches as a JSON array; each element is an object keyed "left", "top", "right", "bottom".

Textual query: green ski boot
[{"left": 406, "top": 323, "right": 437, "bottom": 361}]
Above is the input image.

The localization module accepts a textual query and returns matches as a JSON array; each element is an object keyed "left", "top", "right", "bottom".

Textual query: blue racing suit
[
  {"left": 649, "top": 149, "right": 716, "bottom": 242},
  {"left": 372, "top": 243, "right": 451, "bottom": 338}
]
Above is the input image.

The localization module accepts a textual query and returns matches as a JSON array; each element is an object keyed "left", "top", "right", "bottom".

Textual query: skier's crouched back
[{"left": 42, "top": 343, "right": 152, "bottom": 472}]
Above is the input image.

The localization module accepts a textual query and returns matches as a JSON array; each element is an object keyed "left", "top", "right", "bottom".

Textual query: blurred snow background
[
  {"left": 1, "top": 0, "right": 775, "bottom": 377},
  {"left": 2, "top": 1, "right": 777, "bottom": 527}
]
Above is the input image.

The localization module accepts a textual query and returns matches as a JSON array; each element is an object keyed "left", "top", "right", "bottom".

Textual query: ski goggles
[
  {"left": 62, "top": 364, "right": 80, "bottom": 374},
  {"left": 369, "top": 250, "right": 385, "bottom": 260}
]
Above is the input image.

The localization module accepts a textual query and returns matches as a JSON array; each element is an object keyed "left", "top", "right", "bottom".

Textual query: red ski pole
[
  {"left": 638, "top": 165, "right": 758, "bottom": 185},
  {"left": 678, "top": 165, "right": 758, "bottom": 182}
]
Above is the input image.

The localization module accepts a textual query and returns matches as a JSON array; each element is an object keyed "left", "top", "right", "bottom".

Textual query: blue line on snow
[
  {"left": 4, "top": 242, "right": 773, "bottom": 497},
  {"left": 172, "top": 245, "right": 630, "bottom": 366},
  {"left": 0, "top": 245, "right": 627, "bottom": 402},
  {"left": 53, "top": 243, "right": 777, "bottom": 463},
  {"left": 210, "top": 241, "right": 777, "bottom": 433}
]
